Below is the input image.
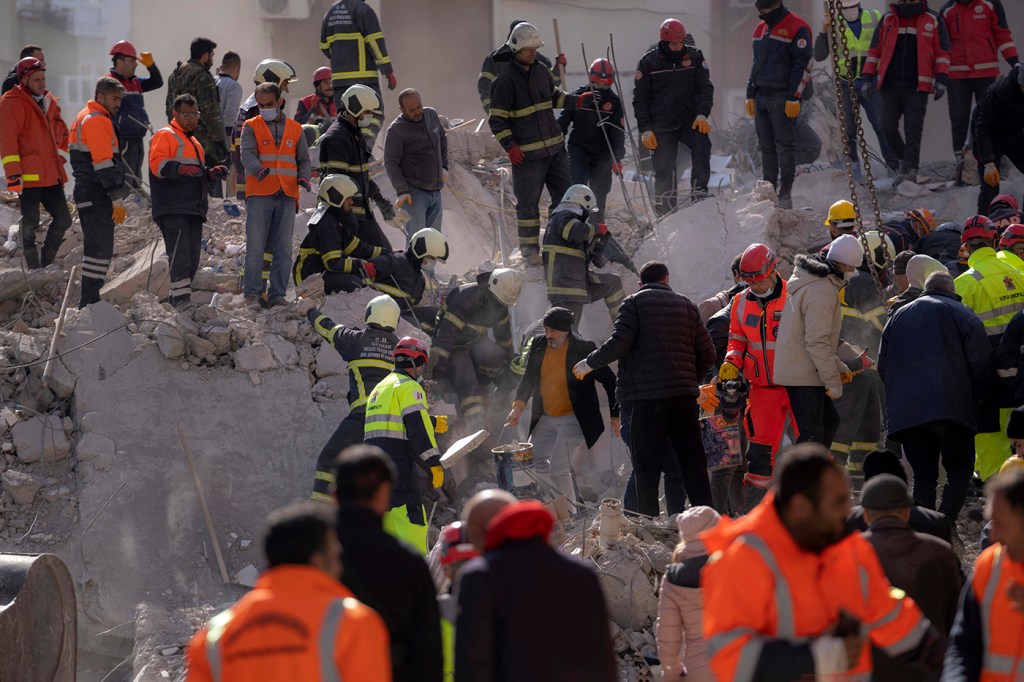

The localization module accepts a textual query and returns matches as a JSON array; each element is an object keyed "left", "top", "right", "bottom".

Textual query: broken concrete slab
[
  {"left": 44, "top": 356, "right": 77, "bottom": 399},
  {"left": 13, "top": 333, "right": 44, "bottom": 364},
  {"left": 202, "top": 326, "right": 231, "bottom": 356},
  {"left": 233, "top": 564, "right": 259, "bottom": 588},
  {"left": 11, "top": 413, "right": 70, "bottom": 463},
  {"left": 233, "top": 343, "right": 276, "bottom": 373},
  {"left": 0, "top": 264, "right": 64, "bottom": 302},
  {"left": 156, "top": 326, "right": 186, "bottom": 360},
  {"left": 100, "top": 239, "right": 170, "bottom": 305},
  {"left": 2, "top": 469, "right": 42, "bottom": 505},
  {"left": 314, "top": 344, "right": 345, "bottom": 378},
  {"left": 60, "top": 301, "right": 139, "bottom": 382},
  {"left": 76, "top": 432, "right": 115, "bottom": 462},
  {"left": 262, "top": 333, "right": 298, "bottom": 367}
]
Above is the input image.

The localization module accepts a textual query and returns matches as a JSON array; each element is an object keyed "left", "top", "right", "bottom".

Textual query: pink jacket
[{"left": 656, "top": 562, "right": 713, "bottom": 681}]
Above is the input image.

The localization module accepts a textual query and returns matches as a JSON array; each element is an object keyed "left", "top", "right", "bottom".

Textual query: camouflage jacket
[{"left": 165, "top": 59, "right": 227, "bottom": 164}]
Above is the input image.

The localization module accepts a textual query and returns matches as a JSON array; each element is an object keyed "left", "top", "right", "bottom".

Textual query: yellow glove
[
  {"left": 139, "top": 51, "right": 155, "bottom": 68},
  {"left": 697, "top": 384, "right": 720, "bottom": 413},
  {"left": 641, "top": 131, "right": 657, "bottom": 150},
  {"left": 784, "top": 100, "right": 801, "bottom": 118},
  {"left": 746, "top": 99, "right": 756, "bottom": 118},
  {"left": 434, "top": 415, "right": 449, "bottom": 434},
  {"left": 840, "top": 370, "right": 855, "bottom": 384},
  {"left": 112, "top": 202, "right": 126, "bottom": 225},
  {"left": 984, "top": 163, "right": 1001, "bottom": 188},
  {"left": 431, "top": 465, "right": 444, "bottom": 488},
  {"left": 718, "top": 362, "right": 740, "bottom": 381},
  {"left": 692, "top": 115, "right": 710, "bottom": 135}
]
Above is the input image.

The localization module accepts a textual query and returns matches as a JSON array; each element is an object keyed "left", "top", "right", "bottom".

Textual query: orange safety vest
[
  {"left": 972, "top": 544, "right": 1024, "bottom": 681},
  {"left": 724, "top": 279, "right": 788, "bottom": 387},
  {"left": 244, "top": 114, "right": 302, "bottom": 200},
  {"left": 68, "top": 100, "right": 119, "bottom": 173}
]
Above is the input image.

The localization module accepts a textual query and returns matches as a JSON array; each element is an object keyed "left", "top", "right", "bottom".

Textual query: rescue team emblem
[
  {"left": 778, "top": 28, "right": 789, "bottom": 37},
  {"left": 1005, "top": 276, "right": 1017, "bottom": 291},
  {"left": 602, "top": 102, "right": 612, "bottom": 111},
  {"left": 976, "top": 4, "right": 984, "bottom": 11},
  {"left": 797, "top": 39, "right": 807, "bottom": 48},
  {"left": 414, "top": 390, "right": 424, "bottom": 401},
  {"left": 925, "top": 23, "right": 934, "bottom": 31}
]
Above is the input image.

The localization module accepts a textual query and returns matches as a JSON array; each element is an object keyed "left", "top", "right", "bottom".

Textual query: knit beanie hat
[
  {"left": 826, "top": 234, "right": 865, "bottom": 268},
  {"left": 893, "top": 251, "right": 914, "bottom": 276},
  {"left": 906, "top": 254, "right": 946, "bottom": 289},
  {"left": 542, "top": 307, "right": 574, "bottom": 332},
  {"left": 675, "top": 506, "right": 721, "bottom": 560}
]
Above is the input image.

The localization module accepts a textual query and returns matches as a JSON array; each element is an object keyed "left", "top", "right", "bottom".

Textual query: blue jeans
[
  {"left": 244, "top": 193, "right": 295, "bottom": 300},
  {"left": 403, "top": 187, "right": 442, "bottom": 239},
  {"left": 840, "top": 78, "right": 898, "bottom": 170}
]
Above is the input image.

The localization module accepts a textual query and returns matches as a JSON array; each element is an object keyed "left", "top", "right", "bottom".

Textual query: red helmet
[
  {"left": 440, "top": 522, "right": 479, "bottom": 566},
  {"left": 990, "top": 193, "right": 1020, "bottom": 213},
  {"left": 660, "top": 18, "right": 687, "bottom": 43},
  {"left": 962, "top": 215, "right": 997, "bottom": 243},
  {"left": 588, "top": 58, "right": 615, "bottom": 87},
  {"left": 16, "top": 57, "right": 44, "bottom": 82},
  {"left": 738, "top": 243, "right": 777, "bottom": 283},
  {"left": 313, "top": 66, "right": 332, "bottom": 85},
  {"left": 999, "top": 223, "right": 1024, "bottom": 250},
  {"left": 906, "top": 207, "right": 936, "bottom": 237},
  {"left": 109, "top": 40, "right": 138, "bottom": 59},
  {"left": 394, "top": 336, "right": 429, "bottom": 366}
]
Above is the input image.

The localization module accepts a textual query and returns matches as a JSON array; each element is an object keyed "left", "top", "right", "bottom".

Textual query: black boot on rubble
[
  {"left": 776, "top": 176, "right": 794, "bottom": 210},
  {"left": 22, "top": 245, "right": 40, "bottom": 270}
]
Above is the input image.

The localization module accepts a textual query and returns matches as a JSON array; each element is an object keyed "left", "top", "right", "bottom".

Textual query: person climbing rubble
[
  {"left": 295, "top": 66, "right": 337, "bottom": 131},
  {"left": 302, "top": 294, "right": 399, "bottom": 503},
  {"left": 293, "top": 174, "right": 386, "bottom": 295},
  {"left": 477, "top": 18, "right": 564, "bottom": 115},
  {"left": 505, "top": 306, "right": 619, "bottom": 511},
  {"left": 367, "top": 227, "right": 448, "bottom": 329},
  {"left": 973, "top": 63, "right": 1024, "bottom": 215},
  {"left": 633, "top": 18, "right": 715, "bottom": 213},
  {"left": 430, "top": 268, "right": 521, "bottom": 431},
  {"left": 542, "top": 184, "right": 625, "bottom": 327},
  {"left": 107, "top": 40, "right": 162, "bottom": 190}
]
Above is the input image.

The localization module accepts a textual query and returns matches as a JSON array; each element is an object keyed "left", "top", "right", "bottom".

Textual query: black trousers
[
  {"left": 119, "top": 137, "right": 144, "bottom": 189},
  {"left": 976, "top": 133, "right": 1024, "bottom": 214},
  {"left": 754, "top": 90, "right": 797, "bottom": 189},
  {"left": 879, "top": 86, "right": 928, "bottom": 173},
  {"left": 651, "top": 124, "right": 712, "bottom": 215},
  {"left": 785, "top": 385, "right": 840, "bottom": 449},
  {"left": 77, "top": 191, "right": 114, "bottom": 307},
  {"left": 512, "top": 148, "right": 572, "bottom": 248},
  {"left": 897, "top": 419, "right": 976, "bottom": 523},
  {"left": 947, "top": 77, "right": 994, "bottom": 154},
  {"left": 19, "top": 184, "right": 71, "bottom": 268},
  {"left": 568, "top": 146, "right": 613, "bottom": 223},
  {"left": 443, "top": 337, "right": 509, "bottom": 429},
  {"left": 629, "top": 395, "right": 713, "bottom": 516},
  {"left": 313, "top": 408, "right": 366, "bottom": 500},
  {"left": 157, "top": 214, "right": 204, "bottom": 305}
]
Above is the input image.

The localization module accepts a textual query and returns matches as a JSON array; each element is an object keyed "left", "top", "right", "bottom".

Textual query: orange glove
[
  {"left": 140, "top": 51, "right": 155, "bottom": 68},
  {"left": 692, "top": 115, "right": 710, "bottom": 135},
  {"left": 785, "top": 100, "right": 801, "bottom": 118},
  {"left": 396, "top": 194, "right": 413, "bottom": 207},
  {"left": 697, "top": 384, "right": 720, "bottom": 413},
  {"left": 641, "top": 131, "right": 657, "bottom": 150},
  {"left": 984, "top": 163, "right": 1001, "bottom": 187},
  {"left": 746, "top": 99, "right": 756, "bottom": 117},
  {"left": 112, "top": 201, "right": 126, "bottom": 225}
]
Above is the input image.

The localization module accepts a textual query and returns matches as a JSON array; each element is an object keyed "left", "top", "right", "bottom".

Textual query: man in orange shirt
[{"left": 186, "top": 502, "right": 391, "bottom": 681}]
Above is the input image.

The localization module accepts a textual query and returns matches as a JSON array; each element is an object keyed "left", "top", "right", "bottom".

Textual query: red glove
[
  {"left": 298, "top": 177, "right": 311, "bottom": 192},
  {"left": 508, "top": 146, "right": 525, "bottom": 166},
  {"left": 577, "top": 91, "right": 595, "bottom": 107},
  {"left": 556, "top": 53, "right": 567, "bottom": 67},
  {"left": 207, "top": 165, "right": 228, "bottom": 180},
  {"left": 597, "top": 223, "right": 609, "bottom": 236},
  {"left": 362, "top": 260, "right": 377, "bottom": 279},
  {"left": 612, "top": 161, "right": 623, "bottom": 176},
  {"left": 387, "top": 73, "right": 397, "bottom": 91},
  {"left": 178, "top": 165, "right": 203, "bottom": 177}
]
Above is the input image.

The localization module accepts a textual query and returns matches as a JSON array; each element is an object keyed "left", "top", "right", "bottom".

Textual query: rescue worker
[
  {"left": 862, "top": 0, "right": 951, "bottom": 186},
  {"left": 185, "top": 502, "right": 391, "bottom": 682},
  {"left": 320, "top": 0, "right": 395, "bottom": 146},
  {"left": 148, "top": 94, "right": 228, "bottom": 309},
  {"left": 939, "top": 0, "right": 1017, "bottom": 168},
  {"left": 955, "top": 215, "right": 1024, "bottom": 480},
  {"left": 881, "top": 207, "right": 936, "bottom": 253},
  {"left": 477, "top": 18, "right": 565, "bottom": 115},
  {"left": 231, "top": 58, "right": 298, "bottom": 202},
  {"left": 915, "top": 220, "right": 963, "bottom": 264},
  {"left": 437, "top": 522, "right": 478, "bottom": 681},
  {"left": 368, "top": 227, "right": 448, "bottom": 329},
  {"left": 702, "top": 443, "right": 947, "bottom": 681},
  {"left": 320, "top": 84, "right": 395, "bottom": 249},
  {"left": 943, "top": 468, "right": 1024, "bottom": 679},
  {"left": 364, "top": 336, "right": 443, "bottom": 555},
  {"left": 295, "top": 66, "right": 337, "bottom": 132},
  {"left": 302, "top": 294, "right": 400, "bottom": 502},
  {"left": 973, "top": 63, "right": 1024, "bottom": 215},
  {"left": 430, "top": 268, "right": 521, "bottom": 431},
  {"left": 634, "top": 19, "right": 714, "bottom": 214},
  {"left": 107, "top": 40, "right": 162, "bottom": 189},
  {"left": 720, "top": 244, "right": 796, "bottom": 500},
  {"left": 293, "top": 174, "right": 385, "bottom": 295},
  {"left": 997, "top": 223, "right": 1024, "bottom": 272},
  {"left": 69, "top": 76, "right": 129, "bottom": 308},
  {"left": 824, "top": 199, "right": 859, "bottom": 242},
  {"left": 542, "top": 184, "right": 625, "bottom": 327},
  {"left": 746, "top": 0, "right": 813, "bottom": 210},
  {"left": 1, "top": 45, "right": 44, "bottom": 95},
  {"left": 990, "top": 193, "right": 1020, "bottom": 216},
  {"left": 992, "top": 208, "right": 1022, "bottom": 236},
  {"left": 488, "top": 22, "right": 592, "bottom": 263},
  {"left": 814, "top": 0, "right": 898, "bottom": 176},
  {"left": 165, "top": 37, "right": 229, "bottom": 169},
  {"left": 0, "top": 57, "right": 71, "bottom": 270}
]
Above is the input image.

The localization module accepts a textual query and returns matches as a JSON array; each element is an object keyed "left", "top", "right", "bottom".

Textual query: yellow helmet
[
  {"left": 825, "top": 200, "right": 857, "bottom": 228},
  {"left": 1000, "top": 455, "right": 1024, "bottom": 476}
]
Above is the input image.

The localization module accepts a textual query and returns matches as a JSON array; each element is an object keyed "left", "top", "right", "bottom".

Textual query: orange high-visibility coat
[
  {"left": 0, "top": 85, "right": 69, "bottom": 188},
  {"left": 243, "top": 114, "right": 302, "bottom": 200}
]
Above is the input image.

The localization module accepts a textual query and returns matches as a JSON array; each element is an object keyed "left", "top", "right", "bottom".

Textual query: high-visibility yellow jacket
[{"left": 955, "top": 247, "right": 1024, "bottom": 346}]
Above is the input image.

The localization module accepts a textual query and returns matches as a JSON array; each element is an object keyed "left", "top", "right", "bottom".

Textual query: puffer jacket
[
  {"left": 656, "top": 556, "right": 713, "bottom": 682},
  {"left": 772, "top": 254, "right": 847, "bottom": 395},
  {"left": 586, "top": 282, "right": 715, "bottom": 402}
]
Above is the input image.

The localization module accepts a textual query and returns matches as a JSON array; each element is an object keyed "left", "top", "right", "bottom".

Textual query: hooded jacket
[
  {"left": 657, "top": 556, "right": 713, "bottom": 681},
  {"left": 914, "top": 224, "right": 962, "bottom": 263}
]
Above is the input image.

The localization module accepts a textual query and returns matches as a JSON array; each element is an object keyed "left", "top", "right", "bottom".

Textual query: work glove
[
  {"left": 360, "top": 260, "right": 377, "bottom": 280},
  {"left": 840, "top": 369, "right": 855, "bottom": 384},
  {"left": 207, "top": 165, "right": 229, "bottom": 181},
  {"left": 692, "top": 115, "right": 711, "bottom": 135},
  {"left": 298, "top": 177, "right": 311, "bottom": 192},
  {"left": 811, "top": 636, "right": 853, "bottom": 676},
  {"left": 505, "top": 403, "right": 524, "bottom": 427},
  {"left": 826, "top": 383, "right": 843, "bottom": 400},
  {"left": 784, "top": 100, "right": 801, "bottom": 118},
  {"left": 572, "top": 359, "right": 593, "bottom": 379},
  {"left": 387, "top": 72, "right": 397, "bottom": 91},
  {"left": 577, "top": 90, "right": 595, "bottom": 108},
  {"left": 396, "top": 193, "right": 413, "bottom": 208},
  {"left": 718, "top": 362, "right": 740, "bottom": 381},
  {"left": 612, "top": 161, "right": 623, "bottom": 176},
  {"left": 255, "top": 167, "right": 271, "bottom": 181},
  {"left": 139, "top": 51, "right": 155, "bottom": 68},
  {"left": 430, "top": 465, "right": 444, "bottom": 488},
  {"left": 433, "top": 415, "right": 449, "bottom": 434},
  {"left": 984, "top": 163, "right": 1001, "bottom": 187},
  {"left": 641, "top": 131, "right": 658, "bottom": 151},
  {"left": 556, "top": 53, "right": 568, "bottom": 67},
  {"left": 296, "top": 298, "right": 316, "bottom": 317},
  {"left": 933, "top": 82, "right": 946, "bottom": 101},
  {"left": 745, "top": 99, "right": 756, "bottom": 117},
  {"left": 112, "top": 200, "right": 127, "bottom": 225},
  {"left": 507, "top": 146, "right": 525, "bottom": 166},
  {"left": 596, "top": 223, "right": 609, "bottom": 236},
  {"left": 697, "top": 383, "right": 720, "bottom": 413},
  {"left": 178, "top": 164, "right": 203, "bottom": 177},
  {"left": 6, "top": 174, "right": 22, "bottom": 193},
  {"left": 859, "top": 77, "right": 874, "bottom": 100},
  {"left": 374, "top": 195, "right": 396, "bottom": 221}
]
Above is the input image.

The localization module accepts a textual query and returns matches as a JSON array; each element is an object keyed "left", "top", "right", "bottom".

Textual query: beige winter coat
[
  {"left": 656, "top": 560, "right": 713, "bottom": 681},
  {"left": 772, "top": 254, "right": 849, "bottom": 397}
]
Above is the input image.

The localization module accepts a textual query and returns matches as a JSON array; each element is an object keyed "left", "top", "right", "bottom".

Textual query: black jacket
[
  {"left": 973, "top": 63, "right": 1024, "bottom": 165},
  {"left": 587, "top": 282, "right": 715, "bottom": 402},
  {"left": 294, "top": 205, "right": 385, "bottom": 285},
  {"left": 431, "top": 272, "right": 513, "bottom": 372},
  {"left": 309, "top": 309, "right": 397, "bottom": 409},
  {"left": 319, "top": 115, "right": 382, "bottom": 221},
  {"left": 0, "top": 64, "right": 16, "bottom": 95},
  {"left": 846, "top": 504, "right": 953, "bottom": 543},
  {"left": 514, "top": 333, "right": 618, "bottom": 449},
  {"left": 369, "top": 249, "right": 426, "bottom": 305},
  {"left": 335, "top": 503, "right": 442, "bottom": 682},
  {"left": 633, "top": 43, "right": 714, "bottom": 134},
  {"left": 557, "top": 86, "right": 625, "bottom": 160},
  {"left": 888, "top": 286, "right": 923, "bottom": 314},
  {"left": 996, "top": 309, "right": 1024, "bottom": 404},
  {"left": 478, "top": 19, "right": 562, "bottom": 114},
  {"left": 915, "top": 228, "right": 962, "bottom": 264},
  {"left": 706, "top": 300, "right": 734, "bottom": 371}
]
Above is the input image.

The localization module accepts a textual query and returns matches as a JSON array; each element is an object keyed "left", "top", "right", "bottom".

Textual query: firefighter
[
  {"left": 746, "top": 0, "right": 813, "bottom": 210},
  {"left": 477, "top": 18, "right": 565, "bottom": 115},
  {"left": 430, "top": 269, "right": 522, "bottom": 431},
  {"left": 69, "top": 76, "right": 129, "bottom": 308},
  {"left": 295, "top": 66, "right": 337, "bottom": 132},
  {"left": 148, "top": 94, "right": 228, "bottom": 309},
  {"left": 703, "top": 444, "right": 946, "bottom": 681},
  {"left": 861, "top": 0, "right": 951, "bottom": 186},
  {"left": 320, "top": 0, "right": 394, "bottom": 147},
  {"left": 320, "top": 84, "right": 395, "bottom": 250},
  {"left": 231, "top": 58, "right": 298, "bottom": 202},
  {"left": 368, "top": 227, "right": 448, "bottom": 330},
  {"left": 973, "top": 64, "right": 1024, "bottom": 215},
  {"left": 107, "top": 40, "right": 161, "bottom": 190},
  {"left": 556, "top": 59, "right": 624, "bottom": 224},
  {"left": 488, "top": 22, "right": 592, "bottom": 264},
  {"left": 880, "top": 207, "right": 936, "bottom": 252},
  {"left": 634, "top": 18, "right": 714, "bottom": 214},
  {"left": 302, "top": 294, "right": 401, "bottom": 503},
  {"left": 364, "top": 336, "right": 443, "bottom": 555},
  {"left": 294, "top": 174, "right": 386, "bottom": 295},
  {"left": 542, "top": 184, "right": 625, "bottom": 327}
]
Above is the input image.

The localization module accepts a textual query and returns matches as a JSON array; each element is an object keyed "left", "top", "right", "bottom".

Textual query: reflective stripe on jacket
[
  {"left": 863, "top": 6, "right": 952, "bottom": 93},
  {"left": 68, "top": 99, "right": 125, "bottom": 196},
  {"left": 148, "top": 119, "right": 208, "bottom": 219},
  {"left": 488, "top": 55, "right": 578, "bottom": 162},
  {"left": 0, "top": 85, "right": 69, "bottom": 187},
  {"left": 971, "top": 544, "right": 1024, "bottom": 681},
  {"left": 310, "top": 308, "right": 396, "bottom": 409},
  {"left": 244, "top": 115, "right": 302, "bottom": 199},
  {"left": 725, "top": 279, "right": 787, "bottom": 387},
  {"left": 940, "top": 0, "right": 1018, "bottom": 80},
  {"left": 320, "top": 0, "right": 393, "bottom": 84},
  {"left": 294, "top": 205, "right": 384, "bottom": 286},
  {"left": 543, "top": 207, "right": 596, "bottom": 302},
  {"left": 838, "top": 9, "right": 883, "bottom": 79},
  {"left": 954, "top": 247, "right": 1024, "bottom": 343},
  {"left": 746, "top": 9, "right": 814, "bottom": 100}
]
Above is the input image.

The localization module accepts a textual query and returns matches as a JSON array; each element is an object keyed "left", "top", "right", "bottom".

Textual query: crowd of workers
[{"left": 5, "top": 0, "right": 1024, "bottom": 679}]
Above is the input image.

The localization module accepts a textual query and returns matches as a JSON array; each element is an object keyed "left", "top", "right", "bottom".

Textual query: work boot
[
  {"left": 22, "top": 245, "right": 40, "bottom": 270},
  {"left": 40, "top": 244, "right": 59, "bottom": 268},
  {"left": 244, "top": 294, "right": 262, "bottom": 311},
  {"left": 776, "top": 176, "right": 794, "bottom": 210},
  {"left": 520, "top": 244, "right": 542, "bottom": 266}
]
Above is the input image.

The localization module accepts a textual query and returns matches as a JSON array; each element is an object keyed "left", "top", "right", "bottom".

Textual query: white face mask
[
  {"left": 259, "top": 107, "right": 278, "bottom": 122},
  {"left": 357, "top": 114, "right": 373, "bottom": 128},
  {"left": 844, "top": 270, "right": 857, "bottom": 282},
  {"left": 842, "top": 7, "right": 861, "bottom": 21},
  {"left": 422, "top": 257, "right": 437, "bottom": 271}
]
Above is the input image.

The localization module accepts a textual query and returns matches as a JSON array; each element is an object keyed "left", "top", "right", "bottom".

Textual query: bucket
[{"left": 492, "top": 442, "right": 534, "bottom": 490}]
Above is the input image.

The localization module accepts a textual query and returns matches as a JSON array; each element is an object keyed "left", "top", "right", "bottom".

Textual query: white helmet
[
  {"left": 317, "top": 174, "right": 359, "bottom": 207},
  {"left": 365, "top": 294, "right": 401, "bottom": 331},
  {"left": 507, "top": 22, "right": 544, "bottom": 52},
  {"left": 409, "top": 228, "right": 449, "bottom": 262},
  {"left": 488, "top": 268, "right": 522, "bottom": 306},
  {"left": 341, "top": 84, "right": 380, "bottom": 119},
  {"left": 254, "top": 58, "right": 298, "bottom": 85},
  {"left": 863, "top": 230, "right": 896, "bottom": 270},
  {"left": 561, "top": 184, "right": 598, "bottom": 213}
]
